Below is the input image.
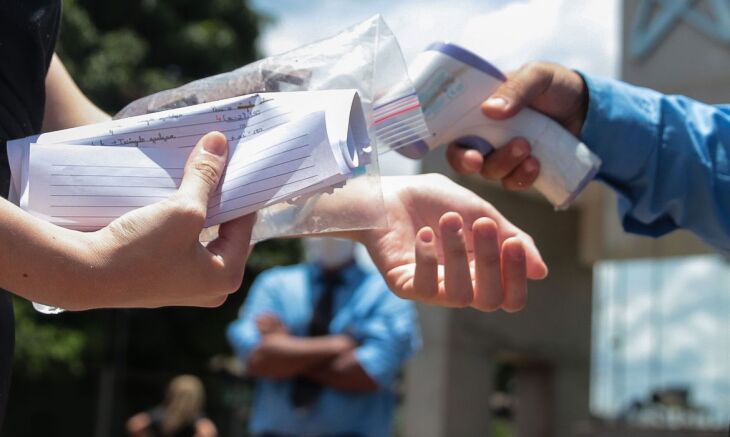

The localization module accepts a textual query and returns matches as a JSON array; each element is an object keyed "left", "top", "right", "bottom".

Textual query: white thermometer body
[{"left": 401, "top": 42, "right": 600, "bottom": 209}]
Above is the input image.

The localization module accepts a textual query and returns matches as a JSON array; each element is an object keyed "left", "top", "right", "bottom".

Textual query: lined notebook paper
[{"left": 7, "top": 90, "right": 370, "bottom": 230}]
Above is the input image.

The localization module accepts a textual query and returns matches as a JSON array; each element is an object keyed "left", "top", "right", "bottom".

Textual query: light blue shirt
[
  {"left": 226, "top": 262, "right": 421, "bottom": 437},
  {"left": 580, "top": 74, "right": 730, "bottom": 252}
]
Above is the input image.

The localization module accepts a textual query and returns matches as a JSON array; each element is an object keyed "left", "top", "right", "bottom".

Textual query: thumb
[
  {"left": 481, "top": 62, "right": 553, "bottom": 120},
  {"left": 177, "top": 131, "right": 229, "bottom": 213},
  {"left": 214, "top": 213, "right": 256, "bottom": 256},
  {"left": 205, "top": 213, "right": 257, "bottom": 283}
]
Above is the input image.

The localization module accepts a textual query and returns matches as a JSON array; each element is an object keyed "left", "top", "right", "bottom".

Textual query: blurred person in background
[
  {"left": 447, "top": 61, "right": 730, "bottom": 252},
  {"left": 126, "top": 374, "right": 218, "bottom": 437},
  {"left": 227, "top": 238, "right": 421, "bottom": 437}
]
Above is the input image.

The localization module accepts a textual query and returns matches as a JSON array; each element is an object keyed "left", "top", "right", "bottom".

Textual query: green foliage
[
  {"left": 5, "top": 1, "right": 291, "bottom": 436},
  {"left": 492, "top": 419, "right": 515, "bottom": 437},
  {"left": 13, "top": 299, "right": 87, "bottom": 378},
  {"left": 247, "top": 238, "right": 303, "bottom": 271},
  {"left": 8, "top": 238, "right": 301, "bottom": 436},
  {"left": 57, "top": 0, "right": 263, "bottom": 113}
]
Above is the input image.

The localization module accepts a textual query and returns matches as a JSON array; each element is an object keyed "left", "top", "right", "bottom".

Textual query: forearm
[
  {"left": 305, "top": 350, "right": 378, "bottom": 392},
  {"left": 246, "top": 334, "right": 353, "bottom": 379},
  {"left": 43, "top": 54, "right": 110, "bottom": 132},
  {"left": 0, "top": 198, "right": 101, "bottom": 309},
  {"left": 580, "top": 74, "right": 730, "bottom": 250}
]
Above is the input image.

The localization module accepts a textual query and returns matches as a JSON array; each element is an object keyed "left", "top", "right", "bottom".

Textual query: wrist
[
  {"left": 56, "top": 228, "right": 111, "bottom": 310},
  {"left": 20, "top": 224, "right": 108, "bottom": 311},
  {"left": 563, "top": 69, "right": 590, "bottom": 136},
  {"left": 317, "top": 229, "right": 367, "bottom": 244}
]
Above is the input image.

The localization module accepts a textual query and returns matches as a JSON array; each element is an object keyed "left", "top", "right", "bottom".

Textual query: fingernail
[
  {"left": 512, "top": 143, "right": 528, "bottom": 158},
  {"left": 443, "top": 215, "right": 463, "bottom": 233},
  {"left": 474, "top": 220, "right": 496, "bottom": 239},
  {"left": 420, "top": 230, "right": 433, "bottom": 243},
  {"left": 202, "top": 132, "right": 226, "bottom": 156},
  {"left": 486, "top": 96, "right": 509, "bottom": 108},
  {"left": 465, "top": 151, "right": 483, "bottom": 172},
  {"left": 506, "top": 243, "right": 525, "bottom": 261},
  {"left": 524, "top": 159, "right": 538, "bottom": 173}
]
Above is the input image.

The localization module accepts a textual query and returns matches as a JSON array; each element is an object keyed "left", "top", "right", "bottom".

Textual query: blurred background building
[
  {"left": 7, "top": 1, "right": 730, "bottom": 436},
  {"left": 409, "top": 1, "right": 730, "bottom": 436}
]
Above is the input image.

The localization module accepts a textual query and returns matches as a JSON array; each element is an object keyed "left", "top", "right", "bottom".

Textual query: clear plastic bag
[
  {"left": 116, "top": 14, "right": 429, "bottom": 242},
  {"left": 32, "top": 15, "right": 428, "bottom": 314}
]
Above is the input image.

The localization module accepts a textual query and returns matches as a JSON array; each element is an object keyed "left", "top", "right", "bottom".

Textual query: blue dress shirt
[
  {"left": 227, "top": 262, "right": 421, "bottom": 437},
  {"left": 580, "top": 74, "right": 730, "bottom": 252}
]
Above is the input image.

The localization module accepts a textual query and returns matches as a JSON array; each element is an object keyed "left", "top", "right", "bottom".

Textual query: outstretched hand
[
  {"left": 80, "top": 132, "right": 255, "bottom": 309},
  {"left": 355, "top": 174, "right": 548, "bottom": 312}
]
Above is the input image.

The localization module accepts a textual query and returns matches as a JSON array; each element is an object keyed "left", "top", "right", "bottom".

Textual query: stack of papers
[{"left": 7, "top": 90, "right": 370, "bottom": 230}]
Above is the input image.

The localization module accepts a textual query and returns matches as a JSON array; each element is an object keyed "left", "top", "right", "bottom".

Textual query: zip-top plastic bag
[
  {"left": 116, "top": 14, "right": 429, "bottom": 242},
  {"left": 32, "top": 15, "right": 428, "bottom": 314}
]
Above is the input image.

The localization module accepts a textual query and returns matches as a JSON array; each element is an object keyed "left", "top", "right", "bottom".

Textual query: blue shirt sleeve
[
  {"left": 580, "top": 73, "right": 730, "bottom": 252},
  {"left": 352, "top": 282, "right": 422, "bottom": 388},
  {"left": 226, "top": 271, "right": 281, "bottom": 361}
]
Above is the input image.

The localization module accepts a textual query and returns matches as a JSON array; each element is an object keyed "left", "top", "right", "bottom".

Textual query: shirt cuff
[{"left": 578, "top": 73, "right": 663, "bottom": 187}]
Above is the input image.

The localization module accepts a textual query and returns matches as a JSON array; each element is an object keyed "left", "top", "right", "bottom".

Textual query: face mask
[{"left": 304, "top": 237, "right": 355, "bottom": 270}]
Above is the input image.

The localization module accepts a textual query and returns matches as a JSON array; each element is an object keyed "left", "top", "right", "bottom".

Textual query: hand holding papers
[
  {"left": 5, "top": 132, "right": 258, "bottom": 311},
  {"left": 8, "top": 90, "right": 371, "bottom": 231}
]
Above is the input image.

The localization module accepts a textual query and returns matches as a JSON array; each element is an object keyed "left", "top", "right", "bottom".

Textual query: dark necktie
[{"left": 290, "top": 270, "right": 341, "bottom": 409}]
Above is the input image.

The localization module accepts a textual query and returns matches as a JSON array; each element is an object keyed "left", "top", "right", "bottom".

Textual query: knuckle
[
  {"left": 105, "top": 220, "right": 132, "bottom": 243},
  {"left": 523, "top": 60, "right": 554, "bottom": 78},
  {"left": 192, "top": 158, "right": 221, "bottom": 187},
  {"left": 205, "top": 295, "right": 228, "bottom": 308},
  {"left": 222, "top": 269, "right": 244, "bottom": 294},
  {"left": 105, "top": 213, "right": 144, "bottom": 243},
  {"left": 174, "top": 202, "right": 207, "bottom": 224},
  {"left": 500, "top": 81, "right": 527, "bottom": 102},
  {"left": 523, "top": 60, "right": 547, "bottom": 73},
  {"left": 512, "top": 61, "right": 555, "bottom": 97}
]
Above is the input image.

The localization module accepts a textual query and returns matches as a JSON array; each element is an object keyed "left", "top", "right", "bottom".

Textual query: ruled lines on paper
[
  {"left": 10, "top": 90, "right": 370, "bottom": 230},
  {"left": 27, "top": 112, "right": 350, "bottom": 230}
]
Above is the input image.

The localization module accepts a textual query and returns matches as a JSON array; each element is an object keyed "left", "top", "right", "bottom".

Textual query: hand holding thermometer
[{"left": 399, "top": 42, "right": 600, "bottom": 209}]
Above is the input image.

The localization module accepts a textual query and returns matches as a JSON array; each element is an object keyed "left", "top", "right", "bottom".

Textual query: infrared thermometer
[{"left": 400, "top": 42, "right": 600, "bottom": 209}]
